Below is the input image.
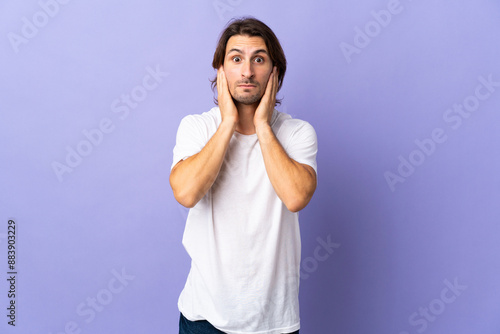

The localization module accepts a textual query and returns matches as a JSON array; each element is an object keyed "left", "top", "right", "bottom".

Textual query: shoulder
[
  {"left": 177, "top": 107, "right": 221, "bottom": 137},
  {"left": 272, "top": 109, "right": 317, "bottom": 139},
  {"left": 180, "top": 107, "right": 221, "bottom": 129}
]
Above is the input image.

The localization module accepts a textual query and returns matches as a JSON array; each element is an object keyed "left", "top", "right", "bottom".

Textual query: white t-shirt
[{"left": 171, "top": 107, "right": 318, "bottom": 334}]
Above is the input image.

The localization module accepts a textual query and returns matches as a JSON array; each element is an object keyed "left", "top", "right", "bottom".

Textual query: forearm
[
  {"left": 170, "top": 120, "right": 235, "bottom": 208},
  {"left": 256, "top": 124, "right": 317, "bottom": 212}
]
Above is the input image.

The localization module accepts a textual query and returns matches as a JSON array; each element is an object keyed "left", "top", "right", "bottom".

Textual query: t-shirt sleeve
[
  {"left": 283, "top": 120, "right": 318, "bottom": 175},
  {"left": 171, "top": 115, "right": 212, "bottom": 170}
]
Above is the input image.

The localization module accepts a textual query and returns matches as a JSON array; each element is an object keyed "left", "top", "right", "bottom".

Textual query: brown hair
[{"left": 210, "top": 17, "right": 287, "bottom": 105}]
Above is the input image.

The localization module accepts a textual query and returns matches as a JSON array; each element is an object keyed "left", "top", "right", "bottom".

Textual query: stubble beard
[{"left": 231, "top": 82, "right": 262, "bottom": 105}]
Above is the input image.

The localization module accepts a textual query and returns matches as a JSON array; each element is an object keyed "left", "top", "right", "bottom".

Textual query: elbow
[
  {"left": 285, "top": 203, "right": 304, "bottom": 213},
  {"left": 172, "top": 188, "right": 199, "bottom": 208},
  {"left": 283, "top": 192, "right": 313, "bottom": 213},
  {"left": 170, "top": 172, "right": 199, "bottom": 208},
  {"left": 284, "top": 165, "right": 317, "bottom": 213},
  {"left": 283, "top": 181, "right": 316, "bottom": 213}
]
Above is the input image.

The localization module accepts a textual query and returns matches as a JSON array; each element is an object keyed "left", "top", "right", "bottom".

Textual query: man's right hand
[{"left": 217, "top": 66, "right": 239, "bottom": 128}]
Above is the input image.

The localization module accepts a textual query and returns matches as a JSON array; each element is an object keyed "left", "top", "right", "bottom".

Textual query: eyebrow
[{"left": 226, "top": 48, "right": 269, "bottom": 56}]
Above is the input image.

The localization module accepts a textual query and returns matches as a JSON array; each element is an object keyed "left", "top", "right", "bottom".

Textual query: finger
[
  {"left": 263, "top": 68, "right": 276, "bottom": 104},
  {"left": 264, "top": 70, "right": 274, "bottom": 97},
  {"left": 218, "top": 67, "right": 228, "bottom": 100},
  {"left": 272, "top": 66, "right": 278, "bottom": 96},
  {"left": 217, "top": 67, "right": 222, "bottom": 96},
  {"left": 224, "top": 72, "right": 234, "bottom": 100},
  {"left": 222, "top": 68, "right": 228, "bottom": 91}
]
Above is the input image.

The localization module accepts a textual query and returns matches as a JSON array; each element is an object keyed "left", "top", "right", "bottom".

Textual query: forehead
[{"left": 225, "top": 35, "right": 268, "bottom": 55}]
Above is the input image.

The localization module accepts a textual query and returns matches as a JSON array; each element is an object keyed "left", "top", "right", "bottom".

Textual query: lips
[{"left": 238, "top": 84, "right": 256, "bottom": 88}]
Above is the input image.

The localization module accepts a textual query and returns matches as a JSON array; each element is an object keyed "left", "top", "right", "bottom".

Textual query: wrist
[
  {"left": 255, "top": 121, "right": 270, "bottom": 130},
  {"left": 255, "top": 122, "right": 273, "bottom": 141},
  {"left": 220, "top": 118, "right": 238, "bottom": 133}
]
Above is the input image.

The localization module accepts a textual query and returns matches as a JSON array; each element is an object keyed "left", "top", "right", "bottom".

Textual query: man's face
[{"left": 223, "top": 35, "right": 273, "bottom": 106}]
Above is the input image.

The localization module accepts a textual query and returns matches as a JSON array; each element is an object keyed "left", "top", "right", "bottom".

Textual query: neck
[{"left": 234, "top": 101, "right": 259, "bottom": 135}]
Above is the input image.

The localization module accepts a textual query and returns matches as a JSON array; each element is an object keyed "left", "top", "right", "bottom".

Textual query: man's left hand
[{"left": 254, "top": 66, "right": 278, "bottom": 129}]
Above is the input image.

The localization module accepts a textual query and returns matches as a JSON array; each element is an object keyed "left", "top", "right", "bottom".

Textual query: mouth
[{"left": 238, "top": 84, "right": 256, "bottom": 89}]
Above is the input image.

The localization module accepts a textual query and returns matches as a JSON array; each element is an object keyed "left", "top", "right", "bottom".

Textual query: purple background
[{"left": 1, "top": 0, "right": 500, "bottom": 333}]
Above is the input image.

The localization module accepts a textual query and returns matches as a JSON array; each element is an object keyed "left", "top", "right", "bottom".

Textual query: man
[{"left": 170, "top": 17, "right": 318, "bottom": 334}]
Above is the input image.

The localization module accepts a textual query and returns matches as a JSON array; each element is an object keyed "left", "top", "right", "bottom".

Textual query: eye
[
  {"left": 254, "top": 57, "right": 264, "bottom": 63},
  {"left": 232, "top": 56, "right": 241, "bottom": 63}
]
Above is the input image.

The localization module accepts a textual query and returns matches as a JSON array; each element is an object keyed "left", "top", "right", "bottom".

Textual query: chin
[{"left": 233, "top": 94, "right": 262, "bottom": 105}]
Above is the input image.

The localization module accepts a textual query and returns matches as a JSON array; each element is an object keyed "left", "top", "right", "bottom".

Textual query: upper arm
[
  {"left": 279, "top": 119, "right": 318, "bottom": 176},
  {"left": 171, "top": 112, "right": 217, "bottom": 171}
]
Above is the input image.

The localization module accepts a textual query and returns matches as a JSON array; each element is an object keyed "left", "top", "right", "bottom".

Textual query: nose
[{"left": 241, "top": 60, "right": 254, "bottom": 79}]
